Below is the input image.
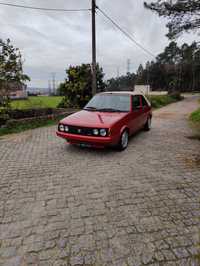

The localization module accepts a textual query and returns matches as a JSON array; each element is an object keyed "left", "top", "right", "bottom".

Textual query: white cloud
[{"left": 0, "top": 0, "right": 198, "bottom": 88}]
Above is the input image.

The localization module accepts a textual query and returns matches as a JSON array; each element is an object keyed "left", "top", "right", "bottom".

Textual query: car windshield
[{"left": 84, "top": 94, "right": 130, "bottom": 112}]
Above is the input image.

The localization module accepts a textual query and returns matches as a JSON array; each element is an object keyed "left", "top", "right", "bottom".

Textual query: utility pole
[
  {"left": 48, "top": 80, "right": 51, "bottom": 96},
  {"left": 91, "top": 0, "right": 97, "bottom": 95},
  {"left": 127, "top": 59, "right": 131, "bottom": 74},
  {"left": 117, "top": 67, "right": 120, "bottom": 78},
  {"left": 51, "top": 72, "right": 56, "bottom": 95}
]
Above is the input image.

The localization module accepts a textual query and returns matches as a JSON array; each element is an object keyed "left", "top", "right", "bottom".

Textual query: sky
[{"left": 0, "top": 0, "right": 198, "bottom": 88}]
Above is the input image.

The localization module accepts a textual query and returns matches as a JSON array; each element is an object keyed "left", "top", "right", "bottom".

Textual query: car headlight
[
  {"left": 59, "top": 124, "right": 64, "bottom": 132},
  {"left": 93, "top": 129, "right": 99, "bottom": 135},
  {"left": 64, "top": 125, "right": 69, "bottom": 132},
  {"left": 100, "top": 129, "right": 107, "bottom": 137}
]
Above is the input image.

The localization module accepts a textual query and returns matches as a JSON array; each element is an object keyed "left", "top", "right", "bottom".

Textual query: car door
[
  {"left": 130, "top": 95, "right": 143, "bottom": 134},
  {"left": 141, "top": 95, "right": 150, "bottom": 125}
]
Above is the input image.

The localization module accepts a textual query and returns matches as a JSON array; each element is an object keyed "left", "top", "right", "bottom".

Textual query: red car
[{"left": 56, "top": 92, "right": 152, "bottom": 150}]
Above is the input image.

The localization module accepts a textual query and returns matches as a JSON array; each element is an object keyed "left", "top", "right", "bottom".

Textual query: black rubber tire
[
  {"left": 144, "top": 117, "right": 152, "bottom": 131},
  {"left": 117, "top": 129, "right": 129, "bottom": 151}
]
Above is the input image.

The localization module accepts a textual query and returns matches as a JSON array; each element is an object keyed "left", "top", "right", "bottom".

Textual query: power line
[
  {"left": 96, "top": 6, "right": 156, "bottom": 58},
  {"left": 0, "top": 2, "right": 90, "bottom": 12}
]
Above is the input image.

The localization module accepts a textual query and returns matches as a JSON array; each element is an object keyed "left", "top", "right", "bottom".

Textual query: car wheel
[
  {"left": 118, "top": 130, "right": 129, "bottom": 151},
  {"left": 144, "top": 117, "right": 152, "bottom": 131}
]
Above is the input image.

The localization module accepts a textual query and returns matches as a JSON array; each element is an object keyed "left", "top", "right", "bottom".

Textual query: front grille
[
  {"left": 58, "top": 124, "right": 108, "bottom": 137},
  {"left": 68, "top": 125, "right": 94, "bottom": 136}
]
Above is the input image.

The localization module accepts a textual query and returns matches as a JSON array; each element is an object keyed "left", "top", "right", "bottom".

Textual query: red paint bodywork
[{"left": 56, "top": 92, "right": 152, "bottom": 148}]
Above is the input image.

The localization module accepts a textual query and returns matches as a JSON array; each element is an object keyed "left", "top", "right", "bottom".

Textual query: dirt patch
[
  {"left": 182, "top": 154, "right": 200, "bottom": 168},
  {"left": 154, "top": 112, "right": 177, "bottom": 119}
]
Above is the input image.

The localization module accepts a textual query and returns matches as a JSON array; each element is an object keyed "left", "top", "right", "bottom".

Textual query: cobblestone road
[{"left": 0, "top": 96, "right": 200, "bottom": 266}]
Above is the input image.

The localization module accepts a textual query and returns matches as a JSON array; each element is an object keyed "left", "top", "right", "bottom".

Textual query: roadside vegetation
[
  {"left": 147, "top": 94, "right": 183, "bottom": 109},
  {"left": 0, "top": 118, "right": 57, "bottom": 137},
  {"left": 190, "top": 103, "right": 200, "bottom": 124},
  {"left": 189, "top": 99, "right": 200, "bottom": 140},
  {"left": 11, "top": 96, "right": 63, "bottom": 109}
]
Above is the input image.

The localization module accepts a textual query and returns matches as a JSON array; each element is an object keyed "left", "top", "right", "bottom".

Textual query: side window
[
  {"left": 132, "top": 96, "right": 141, "bottom": 109},
  {"left": 142, "top": 96, "right": 148, "bottom": 107}
]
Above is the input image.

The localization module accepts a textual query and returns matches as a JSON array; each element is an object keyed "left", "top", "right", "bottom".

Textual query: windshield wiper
[
  {"left": 97, "top": 108, "right": 124, "bottom": 112},
  {"left": 84, "top": 106, "right": 98, "bottom": 111}
]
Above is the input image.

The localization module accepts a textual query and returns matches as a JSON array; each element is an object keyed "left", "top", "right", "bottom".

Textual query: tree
[
  {"left": 144, "top": 0, "right": 200, "bottom": 39},
  {"left": 57, "top": 64, "right": 105, "bottom": 108},
  {"left": 0, "top": 38, "right": 30, "bottom": 109},
  {"left": 106, "top": 73, "right": 135, "bottom": 91},
  {"left": 134, "top": 41, "right": 200, "bottom": 92}
]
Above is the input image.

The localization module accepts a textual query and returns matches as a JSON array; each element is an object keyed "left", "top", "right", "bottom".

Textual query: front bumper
[{"left": 56, "top": 131, "right": 115, "bottom": 147}]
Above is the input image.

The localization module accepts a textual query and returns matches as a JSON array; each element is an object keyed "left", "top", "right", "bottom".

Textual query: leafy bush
[
  {"left": 57, "top": 64, "right": 105, "bottom": 108},
  {"left": 189, "top": 103, "right": 200, "bottom": 140},
  {"left": 57, "top": 96, "right": 90, "bottom": 109},
  {"left": 57, "top": 97, "right": 70, "bottom": 108},
  {"left": 147, "top": 95, "right": 180, "bottom": 109},
  {"left": 0, "top": 113, "right": 9, "bottom": 127},
  {"left": 190, "top": 108, "right": 200, "bottom": 123}
]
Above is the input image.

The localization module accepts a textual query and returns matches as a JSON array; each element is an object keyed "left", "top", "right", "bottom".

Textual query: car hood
[{"left": 60, "top": 110, "right": 127, "bottom": 128}]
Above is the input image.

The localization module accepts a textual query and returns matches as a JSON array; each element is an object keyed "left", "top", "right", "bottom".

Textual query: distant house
[
  {"left": 134, "top": 85, "right": 150, "bottom": 95},
  {"left": 134, "top": 85, "right": 168, "bottom": 95},
  {"left": 9, "top": 83, "right": 28, "bottom": 100}
]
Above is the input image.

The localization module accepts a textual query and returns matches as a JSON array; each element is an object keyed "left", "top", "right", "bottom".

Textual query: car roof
[{"left": 98, "top": 91, "right": 145, "bottom": 96}]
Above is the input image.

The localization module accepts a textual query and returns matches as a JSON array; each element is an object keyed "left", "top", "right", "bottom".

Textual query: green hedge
[{"left": 147, "top": 94, "right": 183, "bottom": 109}]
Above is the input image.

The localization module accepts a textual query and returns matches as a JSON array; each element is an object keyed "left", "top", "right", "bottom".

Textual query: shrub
[
  {"left": 57, "top": 97, "right": 70, "bottom": 108},
  {"left": 147, "top": 94, "right": 182, "bottom": 109},
  {"left": 0, "top": 113, "right": 9, "bottom": 127},
  {"left": 190, "top": 108, "right": 200, "bottom": 123},
  {"left": 168, "top": 91, "right": 183, "bottom": 101}
]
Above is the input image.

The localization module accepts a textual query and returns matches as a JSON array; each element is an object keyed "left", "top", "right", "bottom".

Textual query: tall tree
[
  {"left": 0, "top": 38, "right": 30, "bottom": 108},
  {"left": 135, "top": 41, "right": 200, "bottom": 92},
  {"left": 106, "top": 73, "right": 135, "bottom": 91},
  {"left": 58, "top": 64, "right": 105, "bottom": 108},
  {"left": 144, "top": 0, "right": 200, "bottom": 39}
]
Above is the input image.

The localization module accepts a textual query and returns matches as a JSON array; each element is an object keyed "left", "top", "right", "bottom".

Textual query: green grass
[
  {"left": 189, "top": 99, "right": 200, "bottom": 140},
  {"left": 190, "top": 108, "right": 200, "bottom": 123},
  {"left": 147, "top": 95, "right": 181, "bottom": 109},
  {"left": 11, "top": 96, "right": 63, "bottom": 109}
]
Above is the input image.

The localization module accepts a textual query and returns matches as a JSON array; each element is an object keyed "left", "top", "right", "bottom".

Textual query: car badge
[{"left": 77, "top": 129, "right": 81, "bottom": 133}]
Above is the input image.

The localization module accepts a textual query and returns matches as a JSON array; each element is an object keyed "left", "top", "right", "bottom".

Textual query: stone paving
[{"left": 0, "top": 95, "right": 200, "bottom": 266}]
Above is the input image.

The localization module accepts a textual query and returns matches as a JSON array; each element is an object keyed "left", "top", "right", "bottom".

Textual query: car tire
[
  {"left": 144, "top": 117, "right": 152, "bottom": 131},
  {"left": 118, "top": 129, "right": 129, "bottom": 151}
]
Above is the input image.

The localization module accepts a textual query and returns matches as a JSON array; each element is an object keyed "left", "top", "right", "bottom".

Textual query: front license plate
[{"left": 79, "top": 143, "right": 91, "bottom": 148}]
